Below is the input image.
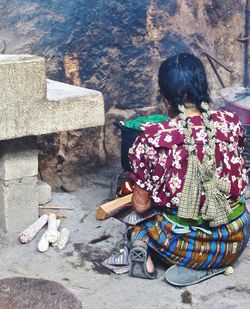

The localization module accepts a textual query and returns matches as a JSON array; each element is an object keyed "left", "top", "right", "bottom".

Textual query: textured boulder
[{"left": 0, "top": 277, "right": 82, "bottom": 309}]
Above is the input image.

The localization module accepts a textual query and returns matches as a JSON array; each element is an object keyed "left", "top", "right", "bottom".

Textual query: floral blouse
[{"left": 128, "top": 109, "right": 248, "bottom": 210}]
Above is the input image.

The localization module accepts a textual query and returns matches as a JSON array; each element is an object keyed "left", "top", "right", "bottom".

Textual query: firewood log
[
  {"left": 46, "top": 214, "right": 58, "bottom": 244},
  {"left": 37, "top": 220, "right": 61, "bottom": 252},
  {"left": 37, "top": 230, "right": 49, "bottom": 253},
  {"left": 19, "top": 214, "right": 49, "bottom": 244},
  {"left": 96, "top": 193, "right": 133, "bottom": 220},
  {"left": 56, "top": 228, "right": 70, "bottom": 250}
]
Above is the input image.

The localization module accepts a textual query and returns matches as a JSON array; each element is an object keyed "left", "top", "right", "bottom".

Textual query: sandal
[
  {"left": 129, "top": 240, "right": 157, "bottom": 279},
  {"left": 165, "top": 265, "right": 227, "bottom": 286}
]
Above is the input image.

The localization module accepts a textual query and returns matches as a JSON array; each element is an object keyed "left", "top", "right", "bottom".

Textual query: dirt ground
[{"left": 0, "top": 165, "right": 249, "bottom": 309}]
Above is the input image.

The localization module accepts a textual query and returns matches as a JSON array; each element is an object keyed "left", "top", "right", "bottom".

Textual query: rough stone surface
[
  {"left": 0, "top": 54, "right": 46, "bottom": 103},
  {"left": 0, "top": 177, "right": 38, "bottom": 233},
  {"left": 37, "top": 180, "right": 52, "bottom": 205},
  {"left": 0, "top": 55, "right": 104, "bottom": 141},
  {"left": 0, "top": 0, "right": 245, "bottom": 184},
  {"left": 0, "top": 277, "right": 82, "bottom": 309},
  {"left": 0, "top": 137, "right": 38, "bottom": 181}
]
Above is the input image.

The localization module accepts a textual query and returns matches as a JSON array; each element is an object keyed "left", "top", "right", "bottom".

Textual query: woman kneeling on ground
[{"left": 128, "top": 53, "right": 250, "bottom": 285}]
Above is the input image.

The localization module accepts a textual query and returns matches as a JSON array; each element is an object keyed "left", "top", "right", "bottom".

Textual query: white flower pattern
[{"left": 128, "top": 110, "right": 248, "bottom": 208}]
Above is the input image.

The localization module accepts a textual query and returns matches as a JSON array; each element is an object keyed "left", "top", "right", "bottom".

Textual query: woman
[{"left": 128, "top": 53, "right": 249, "bottom": 285}]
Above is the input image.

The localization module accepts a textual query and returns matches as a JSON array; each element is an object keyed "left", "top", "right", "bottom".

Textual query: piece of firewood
[
  {"left": 37, "top": 230, "right": 50, "bottom": 253},
  {"left": 46, "top": 214, "right": 59, "bottom": 244},
  {"left": 96, "top": 193, "right": 133, "bottom": 220},
  {"left": 55, "top": 228, "right": 70, "bottom": 250},
  {"left": 19, "top": 214, "right": 49, "bottom": 244},
  {"left": 39, "top": 205, "right": 74, "bottom": 210},
  {"left": 38, "top": 220, "right": 61, "bottom": 253}
]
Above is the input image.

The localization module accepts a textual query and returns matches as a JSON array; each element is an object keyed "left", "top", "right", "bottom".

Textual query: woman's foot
[
  {"left": 165, "top": 265, "right": 228, "bottom": 286},
  {"left": 146, "top": 254, "right": 155, "bottom": 273}
]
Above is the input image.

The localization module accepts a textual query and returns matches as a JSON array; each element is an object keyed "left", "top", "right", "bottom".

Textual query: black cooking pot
[{"left": 113, "top": 122, "right": 140, "bottom": 172}]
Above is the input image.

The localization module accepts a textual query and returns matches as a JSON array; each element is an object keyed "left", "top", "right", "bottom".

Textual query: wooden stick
[
  {"left": 42, "top": 212, "right": 66, "bottom": 219},
  {"left": 39, "top": 205, "right": 74, "bottom": 210},
  {"left": 96, "top": 193, "right": 133, "bottom": 220}
]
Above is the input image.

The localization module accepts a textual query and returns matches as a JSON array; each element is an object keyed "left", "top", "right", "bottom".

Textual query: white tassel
[
  {"left": 56, "top": 228, "right": 70, "bottom": 250},
  {"left": 19, "top": 214, "right": 49, "bottom": 244}
]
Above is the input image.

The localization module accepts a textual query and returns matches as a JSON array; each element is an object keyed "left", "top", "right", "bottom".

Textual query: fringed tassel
[
  {"left": 177, "top": 149, "right": 202, "bottom": 221},
  {"left": 202, "top": 178, "right": 232, "bottom": 227}
]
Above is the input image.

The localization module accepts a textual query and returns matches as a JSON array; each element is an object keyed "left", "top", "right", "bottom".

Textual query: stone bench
[{"left": 0, "top": 54, "right": 104, "bottom": 233}]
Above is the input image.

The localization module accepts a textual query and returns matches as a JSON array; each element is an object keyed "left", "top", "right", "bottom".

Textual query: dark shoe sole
[{"left": 129, "top": 244, "right": 157, "bottom": 280}]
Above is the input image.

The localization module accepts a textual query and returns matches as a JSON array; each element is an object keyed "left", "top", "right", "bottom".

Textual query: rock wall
[{"left": 0, "top": 0, "right": 245, "bottom": 189}]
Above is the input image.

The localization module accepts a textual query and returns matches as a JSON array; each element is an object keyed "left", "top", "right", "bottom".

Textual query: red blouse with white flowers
[{"left": 128, "top": 109, "right": 248, "bottom": 209}]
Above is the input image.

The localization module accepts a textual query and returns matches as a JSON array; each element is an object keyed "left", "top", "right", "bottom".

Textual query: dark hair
[{"left": 158, "top": 53, "right": 210, "bottom": 113}]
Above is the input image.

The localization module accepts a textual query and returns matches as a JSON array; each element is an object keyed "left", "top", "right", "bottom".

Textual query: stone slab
[
  {"left": 0, "top": 55, "right": 105, "bottom": 141},
  {"left": 0, "top": 177, "right": 38, "bottom": 233},
  {"left": 0, "top": 137, "right": 38, "bottom": 181},
  {"left": 0, "top": 54, "right": 46, "bottom": 105}
]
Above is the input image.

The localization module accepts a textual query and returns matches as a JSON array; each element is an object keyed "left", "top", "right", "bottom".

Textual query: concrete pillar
[{"left": 0, "top": 137, "right": 38, "bottom": 233}]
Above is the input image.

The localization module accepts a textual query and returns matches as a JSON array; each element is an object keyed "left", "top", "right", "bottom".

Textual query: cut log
[
  {"left": 19, "top": 214, "right": 49, "bottom": 244},
  {"left": 37, "top": 230, "right": 49, "bottom": 253},
  {"left": 55, "top": 228, "right": 70, "bottom": 250},
  {"left": 38, "top": 220, "right": 61, "bottom": 252},
  {"left": 96, "top": 193, "right": 133, "bottom": 220},
  {"left": 46, "top": 214, "right": 58, "bottom": 244}
]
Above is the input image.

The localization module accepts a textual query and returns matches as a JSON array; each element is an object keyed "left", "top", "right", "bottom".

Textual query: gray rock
[{"left": 0, "top": 277, "right": 82, "bottom": 309}]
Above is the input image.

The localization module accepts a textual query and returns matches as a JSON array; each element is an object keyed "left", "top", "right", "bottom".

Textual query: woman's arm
[{"left": 132, "top": 185, "right": 152, "bottom": 214}]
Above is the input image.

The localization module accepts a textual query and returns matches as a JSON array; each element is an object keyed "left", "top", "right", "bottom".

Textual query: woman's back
[{"left": 129, "top": 109, "right": 248, "bottom": 210}]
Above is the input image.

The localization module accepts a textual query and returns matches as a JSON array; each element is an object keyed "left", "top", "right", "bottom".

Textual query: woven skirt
[{"left": 131, "top": 209, "right": 250, "bottom": 270}]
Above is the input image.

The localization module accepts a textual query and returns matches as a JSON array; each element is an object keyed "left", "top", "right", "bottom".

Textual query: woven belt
[
  {"left": 230, "top": 193, "right": 246, "bottom": 208},
  {"left": 167, "top": 194, "right": 246, "bottom": 227}
]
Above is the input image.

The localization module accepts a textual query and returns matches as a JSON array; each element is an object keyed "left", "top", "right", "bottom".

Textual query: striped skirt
[{"left": 131, "top": 208, "right": 250, "bottom": 270}]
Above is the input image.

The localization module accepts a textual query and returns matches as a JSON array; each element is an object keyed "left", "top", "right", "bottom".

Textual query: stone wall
[{"left": 0, "top": 0, "right": 246, "bottom": 189}]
